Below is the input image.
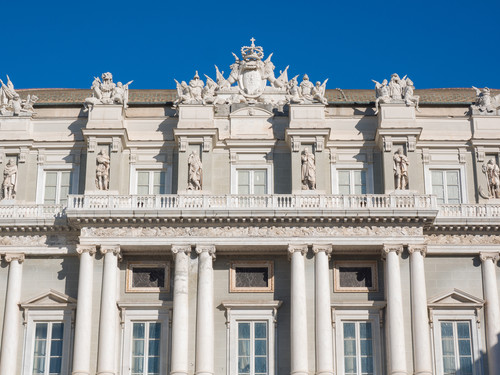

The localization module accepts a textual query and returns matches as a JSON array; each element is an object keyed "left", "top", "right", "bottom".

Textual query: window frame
[
  {"left": 333, "top": 261, "right": 378, "bottom": 293},
  {"left": 424, "top": 165, "right": 468, "bottom": 204},
  {"left": 126, "top": 261, "right": 170, "bottom": 293},
  {"left": 129, "top": 165, "right": 171, "bottom": 195},
  {"left": 331, "top": 162, "right": 373, "bottom": 195},
  {"left": 231, "top": 163, "right": 273, "bottom": 195},
  {"left": 222, "top": 301, "right": 282, "bottom": 375},
  {"left": 118, "top": 303, "right": 172, "bottom": 375},
  {"left": 36, "top": 164, "right": 79, "bottom": 204},
  {"left": 229, "top": 261, "right": 274, "bottom": 293}
]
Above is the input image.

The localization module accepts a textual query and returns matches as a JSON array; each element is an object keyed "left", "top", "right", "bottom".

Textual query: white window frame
[
  {"left": 424, "top": 164, "right": 468, "bottom": 204},
  {"left": 118, "top": 303, "right": 172, "bottom": 375},
  {"left": 231, "top": 164, "right": 273, "bottom": 195},
  {"left": 331, "top": 163, "right": 373, "bottom": 194},
  {"left": 130, "top": 164, "right": 172, "bottom": 194},
  {"left": 21, "top": 307, "right": 74, "bottom": 375},
  {"left": 332, "top": 304, "right": 385, "bottom": 375},
  {"left": 36, "top": 164, "right": 79, "bottom": 204},
  {"left": 222, "top": 301, "right": 282, "bottom": 375}
]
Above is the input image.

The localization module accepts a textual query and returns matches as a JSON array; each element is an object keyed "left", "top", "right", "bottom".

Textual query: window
[
  {"left": 222, "top": 301, "right": 281, "bottom": 375},
  {"left": 342, "top": 322, "right": 374, "bottom": 375},
  {"left": 137, "top": 171, "right": 166, "bottom": 195},
  {"left": 238, "top": 170, "right": 267, "bottom": 195},
  {"left": 334, "top": 261, "right": 378, "bottom": 292},
  {"left": 44, "top": 171, "right": 72, "bottom": 205},
  {"left": 338, "top": 170, "right": 366, "bottom": 195},
  {"left": 439, "top": 321, "right": 474, "bottom": 375},
  {"left": 32, "top": 322, "right": 64, "bottom": 375},
  {"left": 126, "top": 262, "right": 170, "bottom": 293},
  {"left": 431, "top": 170, "right": 461, "bottom": 204},
  {"left": 118, "top": 304, "right": 170, "bottom": 375},
  {"left": 230, "top": 261, "right": 274, "bottom": 293}
]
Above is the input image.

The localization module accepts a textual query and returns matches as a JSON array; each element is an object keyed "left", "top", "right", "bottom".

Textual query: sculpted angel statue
[
  {"left": 187, "top": 151, "right": 202, "bottom": 190},
  {"left": 2, "top": 158, "right": 17, "bottom": 200},
  {"left": 174, "top": 79, "right": 192, "bottom": 106},
  {"left": 112, "top": 80, "right": 134, "bottom": 108},
  {"left": 372, "top": 79, "right": 390, "bottom": 114},
  {"left": 203, "top": 76, "right": 218, "bottom": 104},
  {"left": 403, "top": 78, "right": 420, "bottom": 111},
  {"left": 393, "top": 147, "right": 409, "bottom": 190},
  {"left": 472, "top": 86, "right": 495, "bottom": 113},
  {"left": 312, "top": 79, "right": 328, "bottom": 105},
  {"left": 301, "top": 147, "right": 316, "bottom": 190},
  {"left": 95, "top": 149, "right": 110, "bottom": 190},
  {"left": 287, "top": 75, "right": 304, "bottom": 104}
]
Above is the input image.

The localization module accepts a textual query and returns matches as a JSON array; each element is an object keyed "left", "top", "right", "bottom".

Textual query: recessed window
[
  {"left": 131, "top": 322, "right": 161, "bottom": 375},
  {"left": 238, "top": 321, "right": 268, "bottom": 375},
  {"left": 126, "top": 262, "right": 169, "bottom": 293},
  {"left": 334, "top": 261, "right": 378, "bottom": 292},
  {"left": 343, "top": 321, "right": 374, "bottom": 375},
  {"left": 238, "top": 170, "right": 267, "bottom": 195},
  {"left": 32, "top": 322, "right": 65, "bottom": 375},
  {"left": 137, "top": 170, "right": 166, "bottom": 195},
  {"left": 431, "top": 170, "right": 461, "bottom": 204},
  {"left": 338, "top": 170, "right": 366, "bottom": 195},
  {"left": 44, "top": 171, "right": 72, "bottom": 205},
  {"left": 230, "top": 261, "right": 274, "bottom": 293}
]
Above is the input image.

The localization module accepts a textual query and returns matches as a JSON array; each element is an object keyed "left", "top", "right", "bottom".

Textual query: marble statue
[
  {"left": 404, "top": 78, "right": 420, "bottom": 111},
  {"left": 174, "top": 38, "right": 328, "bottom": 107},
  {"left": 482, "top": 159, "right": 500, "bottom": 199},
  {"left": 2, "top": 158, "right": 17, "bottom": 200},
  {"left": 0, "top": 75, "right": 37, "bottom": 116},
  {"left": 84, "top": 73, "right": 132, "bottom": 111},
  {"left": 95, "top": 149, "right": 110, "bottom": 191},
  {"left": 373, "top": 74, "right": 419, "bottom": 113},
  {"left": 472, "top": 87, "right": 500, "bottom": 114},
  {"left": 301, "top": 147, "right": 316, "bottom": 190},
  {"left": 389, "top": 73, "right": 406, "bottom": 100},
  {"left": 393, "top": 147, "right": 409, "bottom": 190},
  {"left": 372, "top": 79, "right": 390, "bottom": 114},
  {"left": 187, "top": 151, "right": 202, "bottom": 190}
]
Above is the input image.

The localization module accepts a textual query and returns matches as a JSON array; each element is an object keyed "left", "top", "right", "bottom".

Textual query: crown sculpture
[{"left": 174, "top": 38, "right": 329, "bottom": 107}]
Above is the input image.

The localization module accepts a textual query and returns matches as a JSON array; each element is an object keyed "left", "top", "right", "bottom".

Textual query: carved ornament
[
  {"left": 195, "top": 244, "right": 216, "bottom": 259},
  {"left": 382, "top": 244, "right": 403, "bottom": 257},
  {"left": 408, "top": 244, "right": 427, "bottom": 257},
  {"left": 479, "top": 252, "right": 500, "bottom": 263},
  {"left": 287, "top": 244, "right": 308, "bottom": 260},
  {"left": 425, "top": 234, "right": 500, "bottom": 245},
  {"left": 76, "top": 245, "right": 97, "bottom": 256},
  {"left": 4, "top": 253, "right": 25, "bottom": 263}
]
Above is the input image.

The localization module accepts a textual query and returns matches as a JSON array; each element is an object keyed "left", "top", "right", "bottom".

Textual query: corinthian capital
[
  {"left": 382, "top": 244, "right": 403, "bottom": 257},
  {"left": 479, "top": 252, "right": 500, "bottom": 263},
  {"left": 408, "top": 244, "right": 427, "bottom": 257},
  {"left": 76, "top": 244, "right": 97, "bottom": 256},
  {"left": 195, "top": 245, "right": 216, "bottom": 259},
  {"left": 4, "top": 253, "right": 25, "bottom": 263}
]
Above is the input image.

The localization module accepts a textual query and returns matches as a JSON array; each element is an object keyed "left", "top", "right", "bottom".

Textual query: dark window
[
  {"left": 235, "top": 267, "right": 269, "bottom": 288},
  {"left": 338, "top": 267, "right": 373, "bottom": 288},
  {"left": 132, "top": 267, "right": 165, "bottom": 288}
]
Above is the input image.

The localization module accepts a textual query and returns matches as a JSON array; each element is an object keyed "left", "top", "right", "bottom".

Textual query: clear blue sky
[{"left": 3, "top": 0, "right": 499, "bottom": 90}]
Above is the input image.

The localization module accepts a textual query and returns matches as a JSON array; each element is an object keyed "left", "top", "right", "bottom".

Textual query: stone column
[
  {"left": 288, "top": 244, "right": 309, "bottom": 375},
  {"left": 0, "top": 253, "right": 24, "bottom": 375},
  {"left": 480, "top": 252, "right": 500, "bottom": 375},
  {"left": 313, "top": 245, "right": 333, "bottom": 375},
  {"left": 383, "top": 245, "right": 407, "bottom": 375},
  {"left": 408, "top": 245, "right": 432, "bottom": 375},
  {"left": 170, "top": 245, "right": 192, "bottom": 375},
  {"left": 72, "top": 245, "right": 97, "bottom": 375},
  {"left": 195, "top": 245, "right": 215, "bottom": 375},
  {"left": 97, "top": 245, "right": 121, "bottom": 375}
]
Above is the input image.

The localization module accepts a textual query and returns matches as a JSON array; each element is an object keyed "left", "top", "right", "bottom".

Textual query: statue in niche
[
  {"left": 482, "top": 159, "right": 500, "bottom": 199},
  {"left": 187, "top": 151, "right": 202, "bottom": 190},
  {"left": 301, "top": 147, "right": 316, "bottom": 190},
  {"left": 2, "top": 158, "right": 17, "bottom": 200},
  {"left": 393, "top": 147, "right": 409, "bottom": 190},
  {"left": 95, "top": 149, "right": 110, "bottom": 191}
]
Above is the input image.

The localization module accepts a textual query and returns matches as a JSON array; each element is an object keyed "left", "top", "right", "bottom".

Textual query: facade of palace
[{"left": 0, "top": 40, "right": 499, "bottom": 375}]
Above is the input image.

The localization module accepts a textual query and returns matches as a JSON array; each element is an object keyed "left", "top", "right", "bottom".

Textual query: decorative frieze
[
  {"left": 426, "top": 233, "right": 500, "bottom": 245},
  {"left": 0, "top": 234, "right": 78, "bottom": 247}
]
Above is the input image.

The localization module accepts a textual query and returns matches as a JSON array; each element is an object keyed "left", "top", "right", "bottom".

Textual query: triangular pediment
[
  {"left": 21, "top": 289, "right": 76, "bottom": 308},
  {"left": 428, "top": 288, "right": 484, "bottom": 307}
]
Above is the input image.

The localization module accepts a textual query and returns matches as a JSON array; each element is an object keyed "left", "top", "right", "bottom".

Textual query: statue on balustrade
[
  {"left": 301, "top": 147, "right": 316, "bottom": 190},
  {"left": 2, "top": 158, "right": 17, "bottom": 200},
  {"left": 187, "top": 151, "right": 202, "bottom": 191},
  {"left": 95, "top": 149, "right": 110, "bottom": 191},
  {"left": 393, "top": 148, "right": 409, "bottom": 190},
  {"left": 481, "top": 159, "right": 500, "bottom": 199}
]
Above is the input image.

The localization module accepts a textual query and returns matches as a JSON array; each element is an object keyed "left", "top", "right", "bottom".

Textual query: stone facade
[{"left": 0, "top": 42, "right": 499, "bottom": 375}]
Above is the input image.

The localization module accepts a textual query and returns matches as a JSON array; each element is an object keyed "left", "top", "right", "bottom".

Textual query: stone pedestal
[
  {"left": 87, "top": 105, "right": 124, "bottom": 129},
  {"left": 289, "top": 104, "right": 326, "bottom": 128},
  {"left": 378, "top": 103, "right": 416, "bottom": 128},
  {"left": 177, "top": 105, "right": 214, "bottom": 128}
]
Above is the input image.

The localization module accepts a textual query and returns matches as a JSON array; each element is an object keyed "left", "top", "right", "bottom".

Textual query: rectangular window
[
  {"left": 131, "top": 322, "right": 161, "bottom": 375},
  {"left": 338, "top": 170, "right": 366, "bottom": 195},
  {"left": 431, "top": 170, "right": 461, "bottom": 204},
  {"left": 230, "top": 261, "right": 274, "bottom": 293},
  {"left": 137, "top": 171, "right": 166, "bottom": 195},
  {"left": 334, "top": 261, "right": 378, "bottom": 292},
  {"left": 238, "top": 170, "right": 267, "bottom": 195},
  {"left": 44, "top": 171, "right": 71, "bottom": 205},
  {"left": 440, "top": 321, "right": 473, "bottom": 375},
  {"left": 342, "top": 322, "right": 374, "bottom": 375},
  {"left": 32, "top": 322, "right": 64, "bottom": 375},
  {"left": 126, "top": 262, "right": 170, "bottom": 293},
  {"left": 238, "top": 321, "right": 268, "bottom": 375}
]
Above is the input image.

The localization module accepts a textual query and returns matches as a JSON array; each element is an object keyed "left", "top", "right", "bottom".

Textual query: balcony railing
[
  {"left": 438, "top": 204, "right": 500, "bottom": 218},
  {"left": 0, "top": 204, "right": 65, "bottom": 219}
]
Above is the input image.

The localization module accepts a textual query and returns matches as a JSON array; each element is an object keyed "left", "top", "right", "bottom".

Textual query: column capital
[
  {"left": 382, "top": 244, "right": 403, "bottom": 258},
  {"left": 408, "top": 244, "right": 427, "bottom": 257},
  {"left": 76, "top": 245, "right": 97, "bottom": 256},
  {"left": 195, "top": 245, "right": 216, "bottom": 259},
  {"left": 4, "top": 253, "right": 25, "bottom": 263},
  {"left": 100, "top": 245, "right": 121, "bottom": 256},
  {"left": 479, "top": 252, "right": 500, "bottom": 263},
  {"left": 312, "top": 244, "right": 332, "bottom": 257},
  {"left": 288, "top": 244, "right": 308, "bottom": 260},
  {"left": 172, "top": 245, "right": 192, "bottom": 255}
]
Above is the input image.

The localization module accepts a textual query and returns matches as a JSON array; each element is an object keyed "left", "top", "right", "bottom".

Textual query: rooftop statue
[
  {"left": 0, "top": 75, "right": 38, "bottom": 116},
  {"left": 373, "top": 73, "right": 419, "bottom": 113},
  {"left": 472, "top": 86, "right": 500, "bottom": 115},
  {"left": 174, "top": 38, "right": 328, "bottom": 107},
  {"left": 84, "top": 72, "right": 133, "bottom": 111}
]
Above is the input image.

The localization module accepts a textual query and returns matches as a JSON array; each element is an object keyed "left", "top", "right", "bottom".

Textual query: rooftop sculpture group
[
  {"left": 372, "top": 73, "right": 419, "bottom": 114},
  {"left": 472, "top": 87, "right": 500, "bottom": 115},
  {"left": 174, "top": 38, "right": 329, "bottom": 107},
  {"left": 0, "top": 75, "right": 38, "bottom": 116},
  {"left": 84, "top": 72, "right": 133, "bottom": 111}
]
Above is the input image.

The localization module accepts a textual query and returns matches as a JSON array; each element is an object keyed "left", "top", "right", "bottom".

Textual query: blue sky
[{"left": 3, "top": 0, "right": 499, "bottom": 90}]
